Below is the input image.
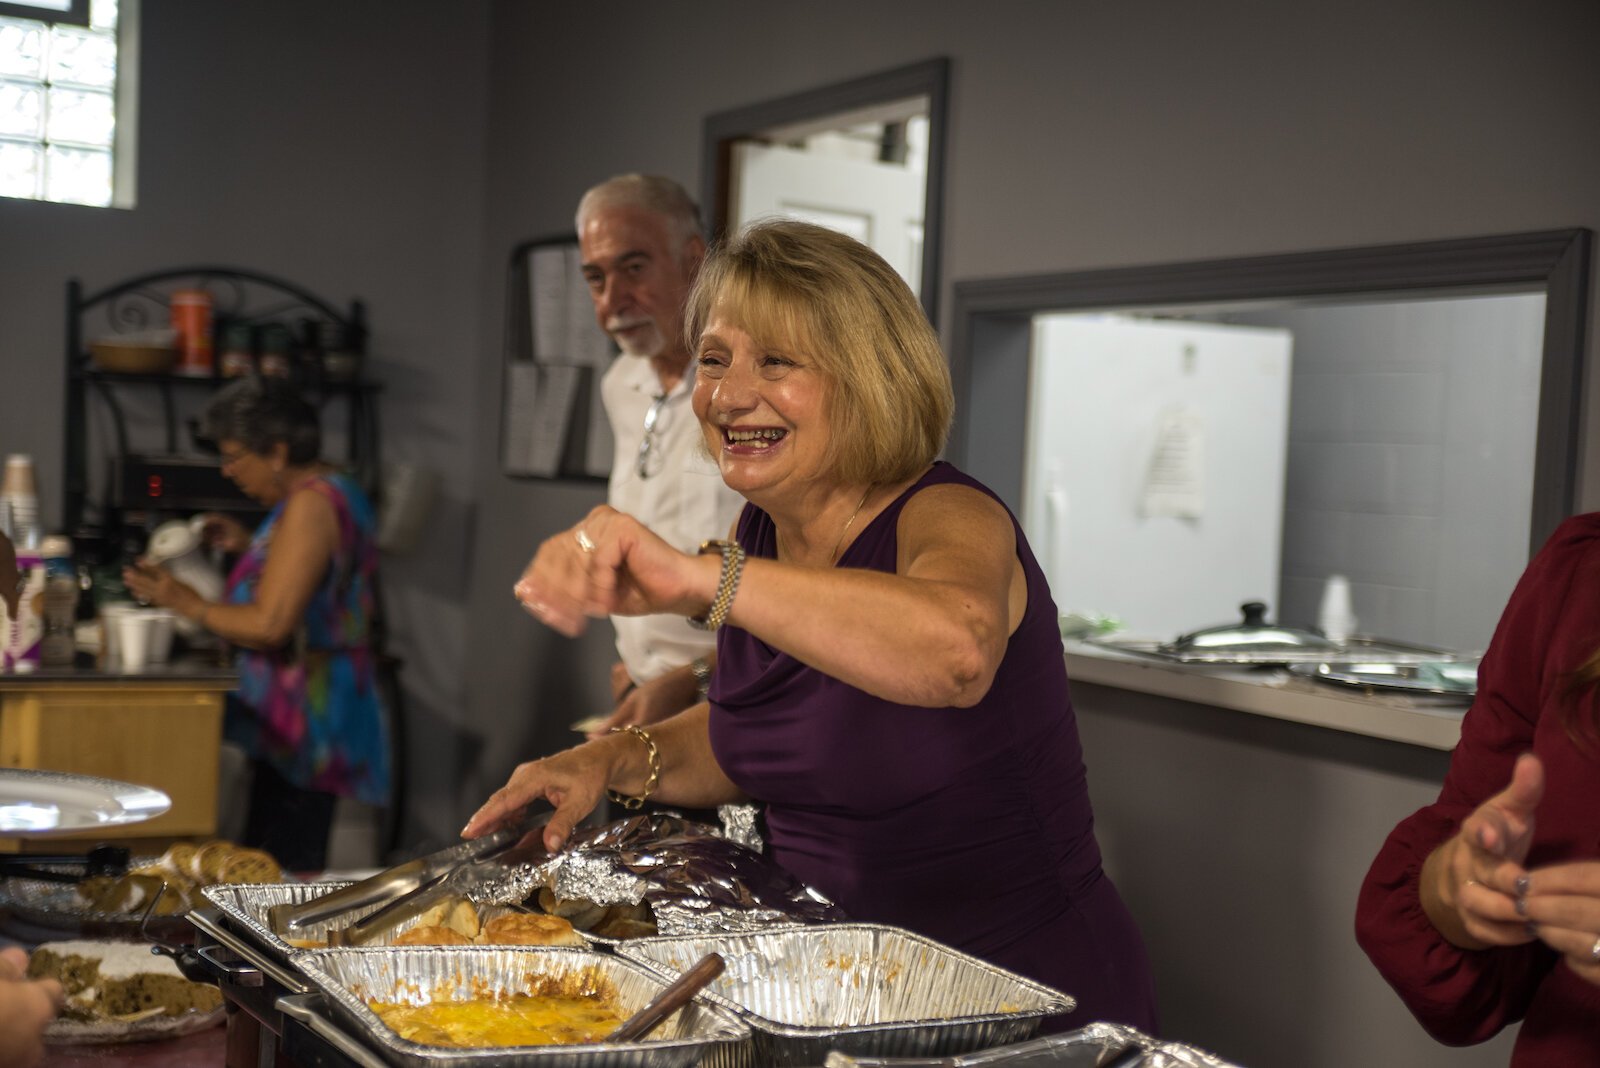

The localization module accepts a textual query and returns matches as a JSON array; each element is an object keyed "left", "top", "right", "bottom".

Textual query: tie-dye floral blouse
[{"left": 225, "top": 472, "right": 390, "bottom": 806}]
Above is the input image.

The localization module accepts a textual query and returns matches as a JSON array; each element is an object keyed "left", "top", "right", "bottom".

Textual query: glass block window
[{"left": 0, "top": 0, "right": 127, "bottom": 207}]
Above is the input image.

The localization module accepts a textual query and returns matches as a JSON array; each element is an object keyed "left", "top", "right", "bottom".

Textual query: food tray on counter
[
  {"left": 1286, "top": 658, "right": 1478, "bottom": 699},
  {"left": 823, "top": 1021, "right": 1242, "bottom": 1067},
  {"left": 1090, "top": 634, "right": 1459, "bottom": 666},
  {"left": 202, "top": 882, "right": 583, "bottom": 967},
  {"left": 0, "top": 857, "right": 193, "bottom": 943},
  {"left": 616, "top": 923, "right": 1073, "bottom": 1066},
  {"left": 290, "top": 945, "right": 750, "bottom": 1068}
]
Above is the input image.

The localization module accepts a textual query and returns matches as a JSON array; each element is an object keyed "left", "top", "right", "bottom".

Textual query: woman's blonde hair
[{"left": 683, "top": 219, "right": 952, "bottom": 485}]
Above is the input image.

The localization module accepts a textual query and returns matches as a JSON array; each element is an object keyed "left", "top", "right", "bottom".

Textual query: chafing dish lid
[{"left": 1164, "top": 602, "right": 1336, "bottom": 654}]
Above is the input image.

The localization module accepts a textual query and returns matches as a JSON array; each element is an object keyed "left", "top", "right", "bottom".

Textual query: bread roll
[
  {"left": 414, "top": 895, "right": 480, "bottom": 940},
  {"left": 478, "top": 912, "right": 585, "bottom": 947},
  {"left": 393, "top": 924, "right": 473, "bottom": 946},
  {"left": 535, "top": 888, "right": 608, "bottom": 931},
  {"left": 217, "top": 848, "right": 281, "bottom": 885}
]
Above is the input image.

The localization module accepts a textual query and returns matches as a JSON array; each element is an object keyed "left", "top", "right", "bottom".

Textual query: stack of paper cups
[
  {"left": 1318, "top": 574, "right": 1357, "bottom": 644},
  {"left": 1, "top": 454, "right": 39, "bottom": 549}
]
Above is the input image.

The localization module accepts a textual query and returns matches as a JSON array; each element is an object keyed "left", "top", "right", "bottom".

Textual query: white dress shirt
[{"left": 600, "top": 354, "right": 746, "bottom": 684}]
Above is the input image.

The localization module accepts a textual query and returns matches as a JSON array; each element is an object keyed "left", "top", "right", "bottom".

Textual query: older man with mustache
[{"left": 573, "top": 175, "right": 744, "bottom": 740}]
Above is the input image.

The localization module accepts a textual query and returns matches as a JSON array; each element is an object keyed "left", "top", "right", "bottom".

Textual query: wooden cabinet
[{"left": 0, "top": 670, "right": 233, "bottom": 851}]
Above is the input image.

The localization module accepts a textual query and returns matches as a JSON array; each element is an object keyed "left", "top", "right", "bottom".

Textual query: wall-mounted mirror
[
  {"left": 950, "top": 229, "right": 1590, "bottom": 653},
  {"left": 702, "top": 58, "right": 948, "bottom": 322}
]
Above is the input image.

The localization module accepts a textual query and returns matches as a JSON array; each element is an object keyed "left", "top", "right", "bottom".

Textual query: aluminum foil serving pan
[
  {"left": 823, "top": 1021, "right": 1241, "bottom": 1067},
  {"left": 292, "top": 945, "right": 750, "bottom": 1068},
  {"left": 617, "top": 923, "right": 1074, "bottom": 1066},
  {"left": 202, "top": 883, "right": 569, "bottom": 968}
]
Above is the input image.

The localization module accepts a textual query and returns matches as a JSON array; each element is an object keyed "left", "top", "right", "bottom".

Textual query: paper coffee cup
[
  {"left": 117, "top": 610, "right": 153, "bottom": 669},
  {"left": 147, "top": 610, "right": 176, "bottom": 664},
  {"left": 100, "top": 602, "right": 135, "bottom": 665},
  {"left": 1, "top": 455, "right": 36, "bottom": 498}
]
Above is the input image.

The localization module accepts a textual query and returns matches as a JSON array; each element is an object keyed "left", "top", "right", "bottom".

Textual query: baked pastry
[
  {"left": 217, "top": 847, "right": 281, "bottom": 885},
  {"left": 415, "top": 895, "right": 480, "bottom": 941},
  {"left": 535, "top": 889, "right": 608, "bottom": 931},
  {"left": 159, "top": 842, "right": 197, "bottom": 880},
  {"left": 478, "top": 912, "right": 585, "bottom": 947},
  {"left": 392, "top": 924, "right": 474, "bottom": 946},
  {"left": 591, "top": 915, "right": 658, "bottom": 940}
]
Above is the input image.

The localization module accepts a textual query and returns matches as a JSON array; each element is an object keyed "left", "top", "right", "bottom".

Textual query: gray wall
[
  {"left": 0, "top": 0, "right": 1596, "bottom": 1063},
  {"left": 1236, "top": 293, "right": 1545, "bottom": 653},
  {"left": 1074, "top": 684, "right": 1516, "bottom": 1067},
  {"left": 464, "top": 3, "right": 1599, "bottom": 1065}
]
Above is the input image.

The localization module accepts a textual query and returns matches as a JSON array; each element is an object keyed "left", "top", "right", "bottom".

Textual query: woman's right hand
[
  {"left": 461, "top": 741, "right": 614, "bottom": 854},
  {"left": 1424, "top": 752, "right": 1545, "bottom": 949},
  {"left": 198, "top": 512, "right": 252, "bottom": 555},
  {"left": 0, "top": 947, "right": 61, "bottom": 1068},
  {"left": 513, "top": 506, "right": 710, "bottom": 637}
]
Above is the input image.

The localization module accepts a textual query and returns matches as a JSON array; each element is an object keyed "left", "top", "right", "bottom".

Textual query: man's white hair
[{"left": 575, "top": 174, "right": 704, "bottom": 247}]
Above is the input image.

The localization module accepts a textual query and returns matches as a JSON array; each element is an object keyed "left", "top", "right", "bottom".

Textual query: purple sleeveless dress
[{"left": 708, "top": 462, "right": 1158, "bottom": 1032}]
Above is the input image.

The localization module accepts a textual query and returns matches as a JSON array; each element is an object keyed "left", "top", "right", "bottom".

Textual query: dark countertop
[{"left": 0, "top": 653, "right": 237, "bottom": 687}]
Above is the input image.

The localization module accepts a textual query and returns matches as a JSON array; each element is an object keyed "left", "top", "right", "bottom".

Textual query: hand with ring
[
  {"left": 512, "top": 506, "right": 704, "bottom": 637},
  {"left": 1507, "top": 860, "right": 1600, "bottom": 987},
  {"left": 1423, "top": 752, "right": 1543, "bottom": 950}
]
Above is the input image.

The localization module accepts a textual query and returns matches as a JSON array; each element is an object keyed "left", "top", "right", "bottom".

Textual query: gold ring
[
  {"left": 575, "top": 529, "right": 596, "bottom": 554},
  {"left": 1590, "top": 934, "right": 1600, "bottom": 964}
]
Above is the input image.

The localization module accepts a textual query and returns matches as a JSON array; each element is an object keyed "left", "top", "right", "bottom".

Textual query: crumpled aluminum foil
[{"left": 467, "top": 813, "right": 845, "bottom": 936}]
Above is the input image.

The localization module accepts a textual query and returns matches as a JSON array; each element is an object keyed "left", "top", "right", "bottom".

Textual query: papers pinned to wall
[
  {"left": 1140, "top": 407, "right": 1206, "bottom": 519},
  {"left": 502, "top": 235, "right": 618, "bottom": 480}
]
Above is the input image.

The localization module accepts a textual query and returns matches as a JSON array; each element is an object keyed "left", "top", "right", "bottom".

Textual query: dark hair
[{"left": 202, "top": 376, "right": 320, "bottom": 464}]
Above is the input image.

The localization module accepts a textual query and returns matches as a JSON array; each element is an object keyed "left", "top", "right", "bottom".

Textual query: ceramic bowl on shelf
[{"left": 89, "top": 329, "right": 179, "bottom": 374}]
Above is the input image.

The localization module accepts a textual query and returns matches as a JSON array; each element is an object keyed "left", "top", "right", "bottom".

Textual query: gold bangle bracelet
[{"left": 606, "top": 725, "right": 661, "bottom": 810}]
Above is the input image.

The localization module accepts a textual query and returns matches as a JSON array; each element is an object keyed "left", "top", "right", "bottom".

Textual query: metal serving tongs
[{"left": 266, "top": 806, "right": 555, "bottom": 944}]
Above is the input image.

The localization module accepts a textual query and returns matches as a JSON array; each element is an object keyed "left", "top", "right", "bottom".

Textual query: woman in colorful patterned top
[{"left": 125, "top": 376, "right": 389, "bottom": 870}]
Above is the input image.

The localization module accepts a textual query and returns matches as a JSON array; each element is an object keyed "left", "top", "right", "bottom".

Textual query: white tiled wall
[{"left": 1235, "top": 292, "right": 1545, "bottom": 653}]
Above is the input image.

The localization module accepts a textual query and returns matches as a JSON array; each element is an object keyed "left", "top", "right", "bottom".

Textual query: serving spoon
[{"left": 606, "top": 952, "right": 726, "bottom": 1044}]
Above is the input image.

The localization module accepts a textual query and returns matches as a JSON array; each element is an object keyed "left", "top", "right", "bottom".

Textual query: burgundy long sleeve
[{"left": 1355, "top": 514, "right": 1600, "bottom": 1065}]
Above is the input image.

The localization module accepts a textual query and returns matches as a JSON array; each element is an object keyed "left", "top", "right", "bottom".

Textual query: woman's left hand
[
  {"left": 1517, "top": 861, "right": 1600, "bottom": 986},
  {"left": 121, "top": 562, "right": 204, "bottom": 618},
  {"left": 513, "top": 506, "right": 705, "bottom": 637}
]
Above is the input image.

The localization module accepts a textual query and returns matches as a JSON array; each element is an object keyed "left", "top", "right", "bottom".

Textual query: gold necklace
[{"left": 830, "top": 486, "right": 873, "bottom": 563}]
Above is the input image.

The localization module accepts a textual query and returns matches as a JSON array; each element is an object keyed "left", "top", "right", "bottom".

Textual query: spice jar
[
  {"left": 219, "top": 324, "right": 255, "bottom": 378},
  {"left": 169, "top": 289, "right": 214, "bottom": 377},
  {"left": 259, "top": 328, "right": 293, "bottom": 377}
]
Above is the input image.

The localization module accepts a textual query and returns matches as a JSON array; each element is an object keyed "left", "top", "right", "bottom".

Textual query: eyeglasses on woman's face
[{"left": 635, "top": 393, "right": 669, "bottom": 479}]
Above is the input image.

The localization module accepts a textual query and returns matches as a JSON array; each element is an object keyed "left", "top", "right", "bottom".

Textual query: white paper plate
[{"left": 0, "top": 769, "right": 170, "bottom": 835}]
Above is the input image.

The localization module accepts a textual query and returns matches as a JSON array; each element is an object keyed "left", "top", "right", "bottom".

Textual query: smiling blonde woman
[{"left": 470, "top": 220, "right": 1157, "bottom": 1033}]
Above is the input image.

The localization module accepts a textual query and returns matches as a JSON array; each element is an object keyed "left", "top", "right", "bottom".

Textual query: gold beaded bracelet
[
  {"left": 606, "top": 725, "right": 661, "bottom": 810},
  {"left": 688, "top": 539, "right": 745, "bottom": 631}
]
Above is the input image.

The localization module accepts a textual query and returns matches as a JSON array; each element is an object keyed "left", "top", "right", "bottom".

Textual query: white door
[{"left": 731, "top": 141, "right": 924, "bottom": 295}]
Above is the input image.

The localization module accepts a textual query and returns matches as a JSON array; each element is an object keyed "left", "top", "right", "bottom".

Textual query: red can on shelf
[{"left": 170, "top": 288, "right": 214, "bottom": 377}]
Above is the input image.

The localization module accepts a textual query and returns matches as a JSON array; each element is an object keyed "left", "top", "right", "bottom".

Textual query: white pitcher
[{"left": 145, "top": 515, "right": 226, "bottom": 638}]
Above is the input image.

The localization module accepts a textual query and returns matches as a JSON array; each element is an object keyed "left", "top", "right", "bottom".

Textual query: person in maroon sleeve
[{"left": 1356, "top": 513, "right": 1600, "bottom": 1066}]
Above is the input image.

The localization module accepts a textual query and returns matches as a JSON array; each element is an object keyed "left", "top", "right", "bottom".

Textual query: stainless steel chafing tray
[
  {"left": 617, "top": 923, "right": 1074, "bottom": 1066},
  {"left": 290, "top": 945, "right": 751, "bottom": 1068}
]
